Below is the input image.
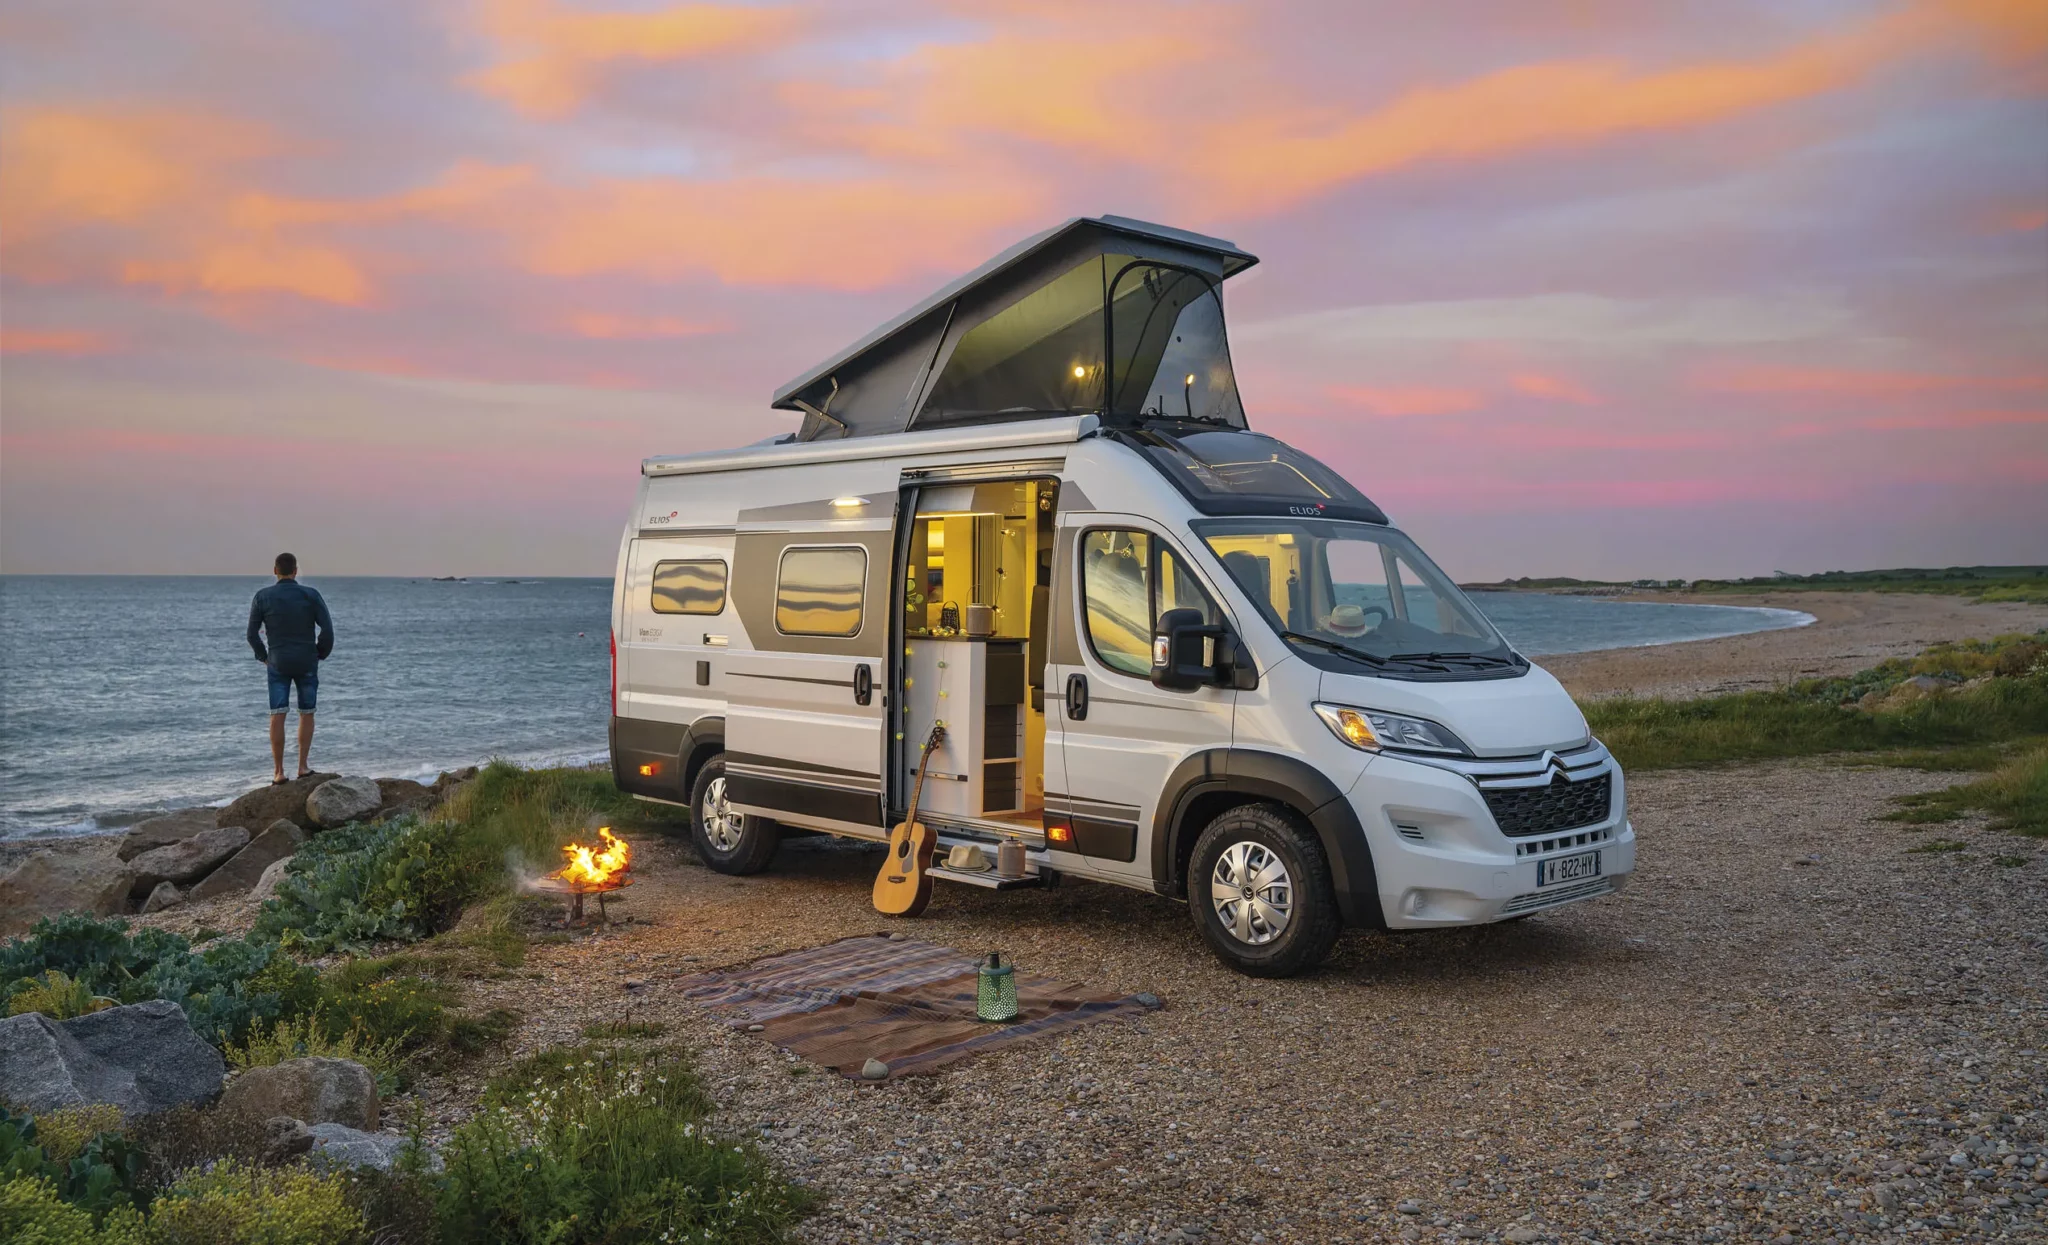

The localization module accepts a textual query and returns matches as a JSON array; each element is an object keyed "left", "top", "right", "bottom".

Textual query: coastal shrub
[
  {"left": 29, "top": 1108, "right": 124, "bottom": 1166},
  {"left": 144, "top": 1161, "right": 367, "bottom": 1245},
  {"left": 253, "top": 816, "right": 477, "bottom": 954},
  {"left": 227, "top": 1014, "right": 407, "bottom": 1099},
  {"left": 0, "top": 1111, "right": 149, "bottom": 1223},
  {"left": 437, "top": 1043, "right": 804, "bottom": 1245},
  {"left": 1887, "top": 743, "right": 2048, "bottom": 837},
  {"left": 0, "top": 1175, "right": 146, "bottom": 1244},
  {"left": 0, "top": 916, "right": 318, "bottom": 1048},
  {"left": 6, "top": 972, "right": 116, "bottom": 1020},
  {"left": 1588, "top": 667, "right": 2048, "bottom": 771}
]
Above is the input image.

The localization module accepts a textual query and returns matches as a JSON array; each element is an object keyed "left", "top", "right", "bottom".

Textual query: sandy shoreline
[{"left": 1538, "top": 589, "right": 2048, "bottom": 700}]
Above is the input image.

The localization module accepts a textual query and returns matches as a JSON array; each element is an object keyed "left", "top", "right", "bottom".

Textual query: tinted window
[
  {"left": 1107, "top": 263, "right": 1245, "bottom": 426},
  {"left": 1126, "top": 429, "right": 1383, "bottom": 522},
  {"left": 775, "top": 547, "right": 867, "bottom": 637},
  {"left": 1080, "top": 530, "right": 1220, "bottom": 678},
  {"left": 650, "top": 560, "right": 727, "bottom": 615}
]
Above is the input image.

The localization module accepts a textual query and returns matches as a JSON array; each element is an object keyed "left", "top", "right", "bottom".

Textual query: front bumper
[{"left": 1345, "top": 742, "right": 1635, "bottom": 929}]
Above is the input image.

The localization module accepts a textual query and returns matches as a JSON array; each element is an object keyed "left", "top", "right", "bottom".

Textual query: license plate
[{"left": 1539, "top": 850, "right": 1601, "bottom": 886}]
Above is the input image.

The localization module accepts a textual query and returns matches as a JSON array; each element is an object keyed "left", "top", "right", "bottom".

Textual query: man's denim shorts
[{"left": 267, "top": 668, "right": 317, "bottom": 714}]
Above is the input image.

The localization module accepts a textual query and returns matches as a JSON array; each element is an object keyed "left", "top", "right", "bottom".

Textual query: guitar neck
[{"left": 904, "top": 730, "right": 943, "bottom": 824}]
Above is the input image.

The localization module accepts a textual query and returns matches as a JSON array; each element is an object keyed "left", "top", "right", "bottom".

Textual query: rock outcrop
[
  {"left": 220, "top": 1056, "right": 379, "bottom": 1131},
  {"left": 375, "top": 778, "right": 437, "bottom": 819},
  {"left": 117, "top": 808, "right": 224, "bottom": 862},
  {"left": 217, "top": 772, "right": 337, "bottom": 832},
  {"left": 0, "top": 1000, "right": 224, "bottom": 1116},
  {"left": 139, "top": 881, "right": 185, "bottom": 913},
  {"left": 0, "top": 851, "right": 140, "bottom": 936},
  {"left": 249, "top": 857, "right": 294, "bottom": 903},
  {"left": 307, "top": 776, "right": 384, "bottom": 828},
  {"left": 187, "top": 819, "right": 306, "bottom": 901},
  {"left": 306, "top": 1122, "right": 441, "bottom": 1172},
  {"left": 128, "top": 825, "right": 250, "bottom": 893}
]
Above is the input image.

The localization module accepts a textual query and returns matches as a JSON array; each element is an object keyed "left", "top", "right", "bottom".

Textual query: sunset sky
[{"left": 2, "top": 0, "right": 2043, "bottom": 580}]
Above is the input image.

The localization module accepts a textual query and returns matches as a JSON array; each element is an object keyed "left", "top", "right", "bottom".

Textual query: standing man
[{"left": 247, "top": 552, "right": 334, "bottom": 784}]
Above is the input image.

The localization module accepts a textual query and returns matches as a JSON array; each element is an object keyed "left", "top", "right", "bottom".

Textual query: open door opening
[{"left": 893, "top": 476, "right": 1059, "bottom": 841}]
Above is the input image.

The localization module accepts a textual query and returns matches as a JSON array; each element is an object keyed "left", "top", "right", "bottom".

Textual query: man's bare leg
[
  {"left": 270, "top": 714, "right": 287, "bottom": 783},
  {"left": 297, "top": 712, "right": 315, "bottom": 778}
]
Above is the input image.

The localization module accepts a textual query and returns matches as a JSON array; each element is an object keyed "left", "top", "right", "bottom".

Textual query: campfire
[{"left": 534, "top": 826, "right": 634, "bottom": 923}]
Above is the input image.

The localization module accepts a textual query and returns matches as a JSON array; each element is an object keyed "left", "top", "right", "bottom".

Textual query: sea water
[{"left": 0, "top": 576, "right": 1807, "bottom": 839}]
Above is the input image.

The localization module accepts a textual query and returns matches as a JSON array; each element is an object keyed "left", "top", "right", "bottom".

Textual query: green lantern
[{"left": 976, "top": 952, "right": 1018, "bottom": 1023}]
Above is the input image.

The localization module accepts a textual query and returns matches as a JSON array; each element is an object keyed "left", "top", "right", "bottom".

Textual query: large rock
[
  {"left": 307, "top": 777, "right": 383, "bottom": 829},
  {"left": 220, "top": 1057, "right": 379, "bottom": 1131},
  {"left": 249, "top": 857, "right": 294, "bottom": 904},
  {"left": 187, "top": 820, "right": 306, "bottom": 902},
  {"left": 375, "top": 778, "right": 436, "bottom": 819},
  {"left": 0, "top": 1000, "right": 224, "bottom": 1116},
  {"left": 139, "top": 881, "right": 185, "bottom": 914},
  {"left": 128, "top": 825, "right": 249, "bottom": 893},
  {"left": 306, "top": 1122, "right": 441, "bottom": 1173},
  {"left": 118, "top": 808, "right": 225, "bottom": 862},
  {"left": 0, "top": 851, "right": 139, "bottom": 936},
  {"left": 217, "top": 772, "right": 337, "bottom": 832}
]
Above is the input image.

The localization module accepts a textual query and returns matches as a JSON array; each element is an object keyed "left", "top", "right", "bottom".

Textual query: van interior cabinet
[{"left": 903, "top": 638, "right": 1024, "bottom": 819}]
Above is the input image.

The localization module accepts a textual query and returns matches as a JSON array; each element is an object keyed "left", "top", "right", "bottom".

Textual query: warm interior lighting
[
  {"left": 831, "top": 496, "right": 868, "bottom": 508},
  {"left": 1185, "top": 373, "right": 1196, "bottom": 386},
  {"left": 1072, "top": 365, "right": 1087, "bottom": 379}
]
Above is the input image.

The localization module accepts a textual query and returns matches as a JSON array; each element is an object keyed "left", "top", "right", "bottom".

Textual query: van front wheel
[
  {"left": 689, "top": 756, "right": 781, "bottom": 875},
  {"left": 1186, "top": 804, "right": 1340, "bottom": 978}
]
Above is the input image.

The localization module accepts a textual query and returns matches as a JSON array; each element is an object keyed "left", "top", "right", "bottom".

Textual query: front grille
[
  {"left": 1500, "top": 877, "right": 1613, "bottom": 916},
  {"left": 1483, "top": 773, "right": 1612, "bottom": 838}
]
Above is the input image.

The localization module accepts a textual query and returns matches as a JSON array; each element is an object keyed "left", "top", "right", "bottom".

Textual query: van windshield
[{"left": 1194, "top": 519, "right": 1521, "bottom": 674}]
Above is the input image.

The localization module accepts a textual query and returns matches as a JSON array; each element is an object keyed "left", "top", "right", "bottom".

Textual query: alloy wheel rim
[
  {"left": 1209, "top": 840, "right": 1293, "bottom": 945},
  {"left": 703, "top": 775, "right": 744, "bottom": 852}
]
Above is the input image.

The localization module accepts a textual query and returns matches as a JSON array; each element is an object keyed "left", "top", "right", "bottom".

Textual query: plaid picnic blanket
[{"left": 675, "top": 934, "right": 1159, "bottom": 1079}]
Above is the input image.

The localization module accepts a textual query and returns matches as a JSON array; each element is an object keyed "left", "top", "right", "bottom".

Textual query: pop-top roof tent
[{"left": 772, "top": 215, "right": 1259, "bottom": 442}]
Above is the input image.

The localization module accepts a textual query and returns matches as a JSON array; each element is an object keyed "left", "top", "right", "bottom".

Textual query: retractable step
[{"left": 926, "top": 865, "right": 1044, "bottom": 890}]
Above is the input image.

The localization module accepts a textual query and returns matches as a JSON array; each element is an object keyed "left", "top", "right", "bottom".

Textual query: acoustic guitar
[{"left": 873, "top": 722, "right": 946, "bottom": 917}]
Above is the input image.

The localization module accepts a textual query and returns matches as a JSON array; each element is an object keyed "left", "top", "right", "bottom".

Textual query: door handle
[
  {"left": 853, "top": 663, "right": 873, "bottom": 706},
  {"left": 1065, "top": 672, "right": 1088, "bottom": 721}
]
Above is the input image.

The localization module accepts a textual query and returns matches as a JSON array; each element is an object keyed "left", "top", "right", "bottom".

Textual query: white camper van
[{"left": 609, "top": 216, "right": 1632, "bottom": 976}]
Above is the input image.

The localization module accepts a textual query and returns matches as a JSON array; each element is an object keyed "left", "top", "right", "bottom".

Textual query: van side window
[
  {"left": 775, "top": 547, "right": 867, "bottom": 637},
  {"left": 1081, "top": 530, "right": 1152, "bottom": 676},
  {"left": 650, "top": 560, "right": 727, "bottom": 615}
]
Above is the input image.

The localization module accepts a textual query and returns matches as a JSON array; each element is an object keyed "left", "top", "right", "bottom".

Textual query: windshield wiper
[
  {"left": 1279, "top": 630, "right": 1390, "bottom": 667},
  {"left": 1387, "top": 650, "right": 1519, "bottom": 667}
]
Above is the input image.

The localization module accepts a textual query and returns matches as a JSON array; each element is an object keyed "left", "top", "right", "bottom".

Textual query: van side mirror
[{"left": 1152, "top": 607, "right": 1223, "bottom": 691}]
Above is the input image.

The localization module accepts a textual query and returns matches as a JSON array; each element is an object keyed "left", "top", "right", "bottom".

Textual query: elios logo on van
[{"left": 646, "top": 510, "right": 680, "bottom": 525}]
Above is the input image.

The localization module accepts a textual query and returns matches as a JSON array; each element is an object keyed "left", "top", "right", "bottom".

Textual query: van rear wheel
[
  {"left": 1186, "top": 803, "right": 1340, "bottom": 978},
  {"left": 689, "top": 756, "right": 781, "bottom": 875}
]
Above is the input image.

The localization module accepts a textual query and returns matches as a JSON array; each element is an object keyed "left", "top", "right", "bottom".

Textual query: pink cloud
[
  {"left": 1510, "top": 372, "right": 1600, "bottom": 404},
  {"left": 564, "top": 311, "right": 729, "bottom": 340},
  {"left": 1700, "top": 366, "right": 2048, "bottom": 397},
  {"left": 1323, "top": 384, "right": 1485, "bottom": 417},
  {"left": 0, "top": 328, "right": 116, "bottom": 356}
]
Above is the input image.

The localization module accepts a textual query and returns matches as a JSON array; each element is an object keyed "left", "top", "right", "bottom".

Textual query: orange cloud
[
  {"left": 466, "top": 0, "right": 796, "bottom": 117},
  {"left": 1702, "top": 366, "right": 2048, "bottom": 396},
  {"left": 565, "top": 312, "right": 729, "bottom": 339},
  {"left": 230, "top": 162, "right": 534, "bottom": 230},
  {"left": 0, "top": 108, "right": 266, "bottom": 245},
  {"left": 123, "top": 244, "right": 373, "bottom": 305},
  {"left": 1324, "top": 384, "right": 1485, "bottom": 417},
  {"left": 518, "top": 175, "right": 1045, "bottom": 289},
  {"left": 0, "top": 328, "right": 116, "bottom": 356},
  {"left": 1511, "top": 372, "right": 1600, "bottom": 404}
]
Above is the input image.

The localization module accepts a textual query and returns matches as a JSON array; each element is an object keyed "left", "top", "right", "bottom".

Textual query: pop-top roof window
[{"left": 1123, "top": 429, "right": 1386, "bottom": 523}]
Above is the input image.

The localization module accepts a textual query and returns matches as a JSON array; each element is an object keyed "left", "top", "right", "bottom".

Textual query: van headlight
[{"left": 1313, "top": 704, "right": 1469, "bottom": 755}]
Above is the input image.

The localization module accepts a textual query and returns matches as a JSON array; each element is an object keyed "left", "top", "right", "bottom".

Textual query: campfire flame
[{"left": 552, "top": 826, "right": 631, "bottom": 889}]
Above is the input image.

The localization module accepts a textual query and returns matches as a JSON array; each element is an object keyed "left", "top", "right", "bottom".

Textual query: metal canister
[{"left": 997, "top": 836, "right": 1026, "bottom": 879}]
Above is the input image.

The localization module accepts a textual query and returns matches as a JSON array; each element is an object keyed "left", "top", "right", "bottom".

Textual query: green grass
[
  {"left": 1585, "top": 672, "right": 2048, "bottom": 771},
  {"left": 1884, "top": 744, "right": 2048, "bottom": 837},
  {"left": 1688, "top": 565, "right": 2048, "bottom": 603}
]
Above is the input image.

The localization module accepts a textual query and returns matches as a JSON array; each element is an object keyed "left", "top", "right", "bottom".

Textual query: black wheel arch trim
[{"left": 1152, "top": 747, "right": 1386, "bottom": 930}]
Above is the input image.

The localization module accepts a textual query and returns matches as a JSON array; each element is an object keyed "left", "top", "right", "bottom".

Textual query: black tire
[
  {"left": 1186, "top": 803, "right": 1341, "bottom": 978},
  {"left": 688, "top": 756, "right": 781, "bottom": 875}
]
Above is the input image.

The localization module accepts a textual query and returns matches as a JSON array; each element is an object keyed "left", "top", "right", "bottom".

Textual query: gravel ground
[{"left": 445, "top": 759, "right": 2047, "bottom": 1244}]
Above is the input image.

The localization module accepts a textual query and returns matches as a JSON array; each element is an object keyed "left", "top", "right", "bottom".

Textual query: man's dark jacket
[{"left": 248, "top": 580, "right": 334, "bottom": 677}]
